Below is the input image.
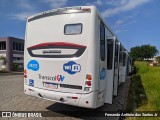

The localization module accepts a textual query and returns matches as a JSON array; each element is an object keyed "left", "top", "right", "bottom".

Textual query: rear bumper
[{"left": 24, "top": 85, "right": 98, "bottom": 109}]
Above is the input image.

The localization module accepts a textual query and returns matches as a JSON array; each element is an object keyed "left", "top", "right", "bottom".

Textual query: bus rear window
[{"left": 64, "top": 23, "right": 82, "bottom": 35}]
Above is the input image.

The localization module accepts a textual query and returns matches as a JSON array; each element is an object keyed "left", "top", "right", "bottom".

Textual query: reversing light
[
  {"left": 84, "top": 87, "right": 90, "bottom": 92},
  {"left": 86, "top": 81, "right": 91, "bottom": 86}
]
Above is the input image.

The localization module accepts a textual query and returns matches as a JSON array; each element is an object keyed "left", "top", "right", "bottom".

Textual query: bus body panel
[
  {"left": 24, "top": 6, "right": 129, "bottom": 109},
  {"left": 25, "top": 12, "right": 91, "bottom": 94},
  {"left": 24, "top": 6, "right": 103, "bottom": 108}
]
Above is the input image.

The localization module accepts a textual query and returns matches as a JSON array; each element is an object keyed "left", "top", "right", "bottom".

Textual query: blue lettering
[{"left": 60, "top": 75, "right": 65, "bottom": 82}]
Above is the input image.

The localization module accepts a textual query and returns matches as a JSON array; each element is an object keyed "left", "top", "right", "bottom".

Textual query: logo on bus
[
  {"left": 38, "top": 74, "right": 65, "bottom": 82},
  {"left": 100, "top": 68, "right": 106, "bottom": 80},
  {"left": 27, "top": 60, "right": 39, "bottom": 71},
  {"left": 29, "top": 79, "right": 34, "bottom": 87},
  {"left": 63, "top": 61, "right": 81, "bottom": 75}
]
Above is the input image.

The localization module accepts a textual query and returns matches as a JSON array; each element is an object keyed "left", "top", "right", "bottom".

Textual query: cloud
[
  {"left": 10, "top": 12, "right": 35, "bottom": 21},
  {"left": 9, "top": 0, "right": 68, "bottom": 21},
  {"left": 106, "top": 0, "right": 128, "bottom": 6},
  {"left": 115, "top": 29, "right": 128, "bottom": 33},
  {"left": 122, "top": 20, "right": 136, "bottom": 27},
  {"left": 95, "top": 0, "right": 102, "bottom": 6},
  {"left": 102, "top": 0, "right": 152, "bottom": 17},
  {"left": 44, "top": 0, "right": 67, "bottom": 8},
  {"left": 18, "top": 0, "right": 33, "bottom": 10},
  {"left": 113, "top": 15, "right": 136, "bottom": 33},
  {"left": 86, "top": 0, "right": 102, "bottom": 6},
  {"left": 115, "top": 15, "right": 134, "bottom": 26}
]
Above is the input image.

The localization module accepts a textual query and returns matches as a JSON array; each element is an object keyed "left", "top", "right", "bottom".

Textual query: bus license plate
[{"left": 43, "top": 82, "right": 58, "bottom": 89}]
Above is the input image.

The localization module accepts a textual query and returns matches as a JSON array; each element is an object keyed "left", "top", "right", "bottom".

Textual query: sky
[{"left": 0, "top": 0, "right": 160, "bottom": 52}]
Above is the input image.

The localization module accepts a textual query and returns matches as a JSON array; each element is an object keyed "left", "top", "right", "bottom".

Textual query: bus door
[
  {"left": 105, "top": 37, "right": 115, "bottom": 104},
  {"left": 113, "top": 41, "right": 120, "bottom": 96},
  {"left": 121, "top": 51, "right": 128, "bottom": 82},
  {"left": 98, "top": 22, "right": 107, "bottom": 105},
  {"left": 118, "top": 45, "right": 123, "bottom": 85}
]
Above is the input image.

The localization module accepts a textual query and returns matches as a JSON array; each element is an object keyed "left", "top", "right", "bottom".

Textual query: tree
[
  {"left": 130, "top": 44, "right": 158, "bottom": 60},
  {"left": 0, "top": 56, "right": 7, "bottom": 65}
]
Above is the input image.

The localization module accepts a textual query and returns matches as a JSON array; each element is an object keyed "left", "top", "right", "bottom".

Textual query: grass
[
  {"left": 126, "top": 61, "right": 160, "bottom": 120},
  {"left": 135, "top": 61, "right": 160, "bottom": 111}
]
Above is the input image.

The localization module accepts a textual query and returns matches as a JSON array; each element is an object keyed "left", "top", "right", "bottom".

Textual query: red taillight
[
  {"left": 28, "top": 42, "right": 86, "bottom": 49},
  {"left": 86, "top": 81, "right": 91, "bottom": 86},
  {"left": 24, "top": 69, "right": 27, "bottom": 78},
  {"left": 72, "top": 97, "right": 78, "bottom": 99},
  {"left": 24, "top": 75, "right": 27, "bottom": 78}
]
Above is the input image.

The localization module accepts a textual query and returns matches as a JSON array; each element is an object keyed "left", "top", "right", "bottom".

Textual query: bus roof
[{"left": 28, "top": 6, "right": 95, "bottom": 22}]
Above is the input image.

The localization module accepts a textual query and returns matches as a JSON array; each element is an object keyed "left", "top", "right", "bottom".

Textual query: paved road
[{"left": 0, "top": 74, "right": 131, "bottom": 120}]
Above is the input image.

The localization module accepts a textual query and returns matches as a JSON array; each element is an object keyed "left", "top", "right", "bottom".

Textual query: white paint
[{"left": 24, "top": 6, "right": 129, "bottom": 109}]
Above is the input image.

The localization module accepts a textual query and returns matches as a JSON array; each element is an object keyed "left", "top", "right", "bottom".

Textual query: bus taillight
[
  {"left": 86, "top": 81, "right": 91, "bottom": 86},
  {"left": 84, "top": 74, "right": 92, "bottom": 92},
  {"left": 24, "top": 69, "right": 27, "bottom": 78},
  {"left": 86, "top": 74, "right": 92, "bottom": 80},
  {"left": 24, "top": 75, "right": 27, "bottom": 78}
]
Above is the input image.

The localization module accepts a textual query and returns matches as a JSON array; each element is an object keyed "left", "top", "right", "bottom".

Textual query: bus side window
[
  {"left": 100, "top": 22, "right": 105, "bottom": 61},
  {"left": 107, "top": 40, "right": 113, "bottom": 70}
]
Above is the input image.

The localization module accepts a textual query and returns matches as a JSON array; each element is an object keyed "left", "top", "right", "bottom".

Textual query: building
[{"left": 0, "top": 37, "right": 24, "bottom": 71}]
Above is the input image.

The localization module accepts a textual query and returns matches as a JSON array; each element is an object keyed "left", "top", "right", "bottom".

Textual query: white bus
[{"left": 24, "top": 6, "right": 129, "bottom": 109}]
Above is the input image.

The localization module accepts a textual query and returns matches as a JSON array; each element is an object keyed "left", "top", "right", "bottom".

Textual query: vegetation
[
  {"left": 0, "top": 56, "right": 7, "bottom": 72},
  {"left": 12, "top": 63, "right": 19, "bottom": 71},
  {"left": 130, "top": 45, "right": 158, "bottom": 61},
  {"left": 0, "top": 56, "right": 7, "bottom": 65},
  {"left": 127, "top": 61, "right": 160, "bottom": 120}
]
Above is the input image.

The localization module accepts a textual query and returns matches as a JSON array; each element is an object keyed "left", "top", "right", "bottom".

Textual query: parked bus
[{"left": 24, "top": 6, "right": 129, "bottom": 109}]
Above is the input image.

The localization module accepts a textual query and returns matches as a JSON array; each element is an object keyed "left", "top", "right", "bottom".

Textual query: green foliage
[
  {"left": 12, "top": 63, "right": 19, "bottom": 71},
  {"left": 0, "top": 56, "right": 7, "bottom": 65},
  {"left": 134, "top": 61, "right": 160, "bottom": 111},
  {"left": 126, "top": 61, "right": 160, "bottom": 120},
  {"left": 130, "top": 45, "right": 158, "bottom": 61}
]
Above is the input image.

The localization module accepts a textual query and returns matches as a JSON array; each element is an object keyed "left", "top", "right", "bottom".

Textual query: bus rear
[{"left": 24, "top": 6, "right": 100, "bottom": 108}]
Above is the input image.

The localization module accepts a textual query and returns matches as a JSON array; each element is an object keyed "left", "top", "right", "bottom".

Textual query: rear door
[
  {"left": 99, "top": 21, "right": 107, "bottom": 92},
  {"left": 113, "top": 41, "right": 120, "bottom": 96}
]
